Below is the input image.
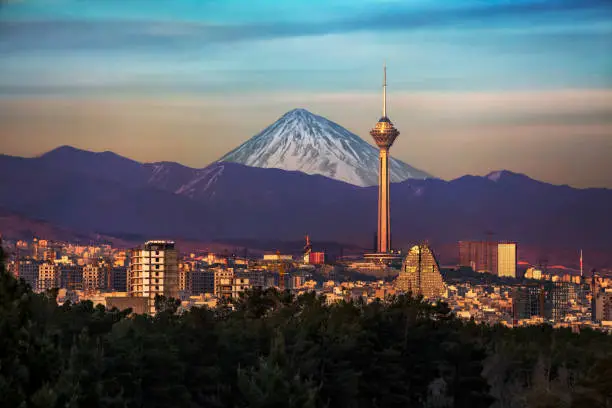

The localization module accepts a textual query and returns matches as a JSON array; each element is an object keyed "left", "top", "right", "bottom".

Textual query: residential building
[
  {"left": 17, "top": 259, "right": 42, "bottom": 289},
  {"left": 547, "top": 282, "right": 570, "bottom": 321},
  {"left": 192, "top": 269, "right": 215, "bottom": 295},
  {"left": 263, "top": 254, "right": 293, "bottom": 262},
  {"left": 108, "top": 267, "right": 127, "bottom": 292},
  {"left": 214, "top": 269, "right": 234, "bottom": 299},
  {"left": 60, "top": 264, "right": 83, "bottom": 291},
  {"left": 512, "top": 285, "right": 544, "bottom": 320},
  {"left": 128, "top": 240, "right": 179, "bottom": 314},
  {"left": 232, "top": 277, "right": 253, "bottom": 299},
  {"left": 38, "top": 262, "right": 60, "bottom": 292},
  {"left": 82, "top": 264, "right": 107, "bottom": 292}
]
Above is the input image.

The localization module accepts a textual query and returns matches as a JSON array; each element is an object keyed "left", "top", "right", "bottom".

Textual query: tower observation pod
[{"left": 370, "top": 65, "right": 400, "bottom": 254}]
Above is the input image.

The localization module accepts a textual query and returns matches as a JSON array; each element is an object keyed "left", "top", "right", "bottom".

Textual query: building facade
[
  {"left": 459, "top": 241, "right": 498, "bottom": 274},
  {"left": 396, "top": 244, "right": 446, "bottom": 298},
  {"left": 497, "top": 243, "right": 517, "bottom": 278},
  {"left": 82, "top": 264, "right": 107, "bottom": 292},
  {"left": 128, "top": 241, "right": 179, "bottom": 314},
  {"left": 38, "top": 262, "right": 60, "bottom": 292},
  {"left": 192, "top": 269, "right": 215, "bottom": 295},
  {"left": 214, "top": 269, "right": 234, "bottom": 299},
  {"left": 17, "top": 259, "right": 42, "bottom": 290},
  {"left": 547, "top": 282, "right": 570, "bottom": 321},
  {"left": 108, "top": 267, "right": 127, "bottom": 292},
  {"left": 59, "top": 264, "right": 82, "bottom": 291},
  {"left": 309, "top": 252, "right": 326, "bottom": 265},
  {"left": 512, "top": 285, "right": 545, "bottom": 320}
]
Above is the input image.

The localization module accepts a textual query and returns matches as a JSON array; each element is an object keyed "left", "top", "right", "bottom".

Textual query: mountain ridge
[
  {"left": 218, "top": 108, "right": 431, "bottom": 187},
  {"left": 0, "top": 147, "right": 611, "bottom": 256},
  {"left": 4, "top": 146, "right": 608, "bottom": 191}
]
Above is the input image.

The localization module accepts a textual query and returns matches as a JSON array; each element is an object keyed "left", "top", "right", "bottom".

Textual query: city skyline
[{"left": 1, "top": 0, "right": 612, "bottom": 188}]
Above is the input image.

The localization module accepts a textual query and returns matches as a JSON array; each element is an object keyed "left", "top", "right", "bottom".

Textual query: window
[
  {"left": 155, "top": 286, "right": 159, "bottom": 290},
  {"left": 155, "top": 265, "right": 160, "bottom": 269},
  {"left": 155, "top": 251, "right": 159, "bottom": 255}
]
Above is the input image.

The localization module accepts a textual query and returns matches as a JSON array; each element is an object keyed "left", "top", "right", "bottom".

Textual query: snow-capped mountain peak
[{"left": 218, "top": 108, "right": 431, "bottom": 187}]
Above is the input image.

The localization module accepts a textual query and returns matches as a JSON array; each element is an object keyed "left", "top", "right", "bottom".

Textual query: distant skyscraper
[
  {"left": 497, "top": 243, "right": 517, "bottom": 278},
  {"left": 370, "top": 65, "right": 400, "bottom": 254},
  {"left": 128, "top": 240, "right": 179, "bottom": 314},
  {"left": 396, "top": 244, "right": 446, "bottom": 298},
  {"left": 459, "top": 241, "right": 512, "bottom": 275}
]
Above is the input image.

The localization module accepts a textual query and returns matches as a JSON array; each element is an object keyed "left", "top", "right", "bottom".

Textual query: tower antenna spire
[{"left": 383, "top": 63, "right": 387, "bottom": 118}]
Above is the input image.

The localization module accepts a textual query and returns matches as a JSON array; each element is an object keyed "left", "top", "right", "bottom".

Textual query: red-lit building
[{"left": 309, "top": 252, "right": 326, "bottom": 265}]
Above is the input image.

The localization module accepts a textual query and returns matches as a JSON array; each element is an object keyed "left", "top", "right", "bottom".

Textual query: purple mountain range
[{"left": 0, "top": 145, "right": 610, "bottom": 252}]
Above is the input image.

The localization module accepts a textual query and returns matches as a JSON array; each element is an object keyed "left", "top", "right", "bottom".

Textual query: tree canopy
[{"left": 1, "top": 245, "right": 611, "bottom": 407}]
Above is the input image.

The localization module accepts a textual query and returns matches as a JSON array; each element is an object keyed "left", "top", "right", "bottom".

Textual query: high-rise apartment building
[
  {"left": 592, "top": 290, "right": 612, "bottom": 322},
  {"left": 178, "top": 265, "right": 191, "bottom": 294},
  {"left": 59, "top": 264, "right": 82, "bottom": 291},
  {"left": 128, "top": 241, "right": 179, "bottom": 314},
  {"left": 82, "top": 264, "right": 107, "bottom": 292},
  {"left": 38, "top": 262, "right": 60, "bottom": 292},
  {"left": 107, "top": 267, "right": 127, "bottom": 292},
  {"left": 17, "top": 259, "right": 42, "bottom": 289},
  {"left": 512, "top": 285, "right": 545, "bottom": 320},
  {"left": 603, "top": 292, "right": 612, "bottom": 321},
  {"left": 497, "top": 243, "right": 517, "bottom": 278},
  {"left": 547, "top": 282, "right": 570, "bottom": 321},
  {"left": 192, "top": 269, "right": 215, "bottom": 295},
  {"left": 395, "top": 244, "right": 446, "bottom": 298},
  {"left": 214, "top": 269, "right": 234, "bottom": 299}
]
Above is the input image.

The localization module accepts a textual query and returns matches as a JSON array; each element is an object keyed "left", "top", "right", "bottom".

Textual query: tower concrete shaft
[
  {"left": 370, "top": 64, "right": 399, "bottom": 254},
  {"left": 378, "top": 148, "right": 391, "bottom": 253}
]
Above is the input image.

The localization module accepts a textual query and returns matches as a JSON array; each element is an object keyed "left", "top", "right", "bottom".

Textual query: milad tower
[{"left": 370, "top": 65, "right": 399, "bottom": 255}]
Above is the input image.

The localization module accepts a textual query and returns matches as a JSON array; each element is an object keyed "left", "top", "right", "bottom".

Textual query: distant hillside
[{"left": 0, "top": 147, "right": 611, "bottom": 271}]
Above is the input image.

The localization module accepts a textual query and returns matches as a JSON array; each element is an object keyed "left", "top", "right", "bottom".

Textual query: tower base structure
[{"left": 363, "top": 252, "right": 403, "bottom": 265}]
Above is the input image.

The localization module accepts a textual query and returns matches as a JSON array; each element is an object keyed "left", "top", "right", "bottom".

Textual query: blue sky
[{"left": 1, "top": 0, "right": 611, "bottom": 187}]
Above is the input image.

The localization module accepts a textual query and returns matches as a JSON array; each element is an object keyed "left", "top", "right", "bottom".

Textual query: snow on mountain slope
[{"left": 218, "top": 108, "right": 431, "bottom": 187}]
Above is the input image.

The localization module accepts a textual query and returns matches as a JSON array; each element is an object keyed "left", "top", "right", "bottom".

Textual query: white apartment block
[
  {"left": 38, "top": 262, "right": 59, "bottom": 292},
  {"left": 128, "top": 241, "right": 179, "bottom": 314},
  {"left": 82, "top": 264, "right": 106, "bottom": 292}
]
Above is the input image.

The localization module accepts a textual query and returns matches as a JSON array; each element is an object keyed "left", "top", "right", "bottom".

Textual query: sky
[{"left": 1, "top": 0, "right": 611, "bottom": 188}]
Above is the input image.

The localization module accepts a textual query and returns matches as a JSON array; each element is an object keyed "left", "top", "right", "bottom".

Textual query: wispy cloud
[{"left": 1, "top": 0, "right": 611, "bottom": 53}]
